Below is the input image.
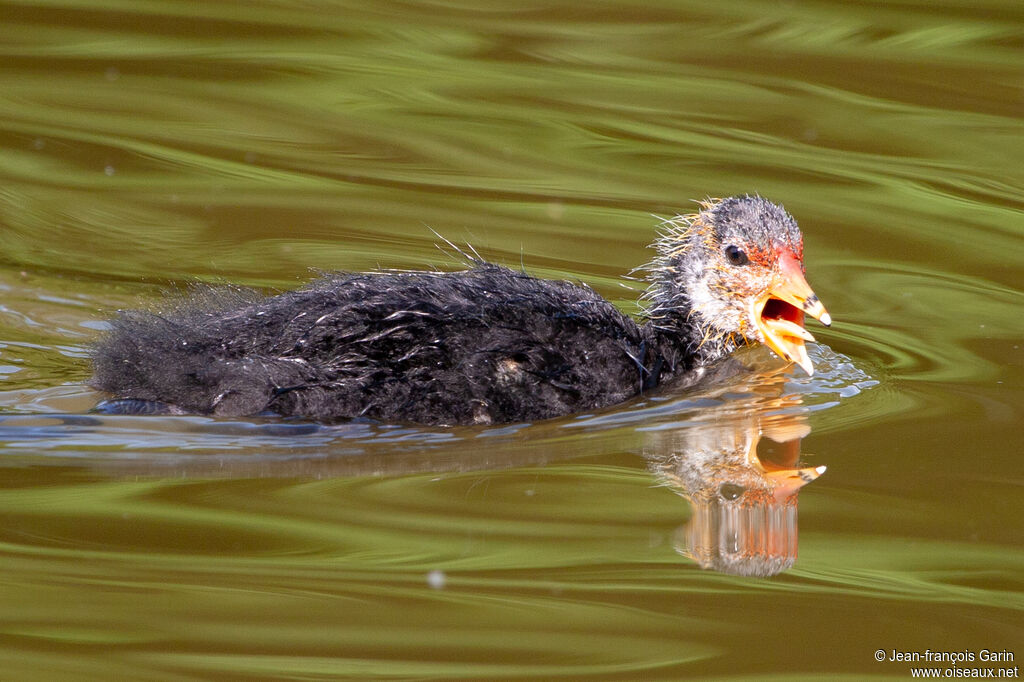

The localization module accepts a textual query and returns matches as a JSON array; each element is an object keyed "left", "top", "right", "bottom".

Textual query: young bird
[{"left": 91, "top": 195, "right": 831, "bottom": 425}]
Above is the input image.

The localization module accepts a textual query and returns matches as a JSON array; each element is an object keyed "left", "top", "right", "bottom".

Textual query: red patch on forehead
[
  {"left": 734, "top": 239, "right": 804, "bottom": 268},
  {"left": 778, "top": 240, "right": 804, "bottom": 261},
  {"left": 773, "top": 242, "right": 805, "bottom": 270}
]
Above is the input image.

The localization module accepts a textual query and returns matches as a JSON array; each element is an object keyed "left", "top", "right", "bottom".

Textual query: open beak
[{"left": 752, "top": 249, "right": 831, "bottom": 376}]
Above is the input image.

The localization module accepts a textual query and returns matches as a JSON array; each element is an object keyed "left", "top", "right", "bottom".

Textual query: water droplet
[{"left": 426, "top": 569, "right": 446, "bottom": 589}]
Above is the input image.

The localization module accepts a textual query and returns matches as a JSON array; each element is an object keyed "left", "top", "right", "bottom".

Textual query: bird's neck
[
  {"left": 638, "top": 279, "right": 740, "bottom": 378},
  {"left": 637, "top": 239, "right": 742, "bottom": 380},
  {"left": 642, "top": 310, "right": 736, "bottom": 368}
]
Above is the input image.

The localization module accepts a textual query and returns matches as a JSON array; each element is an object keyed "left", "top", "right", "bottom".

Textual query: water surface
[{"left": 0, "top": 0, "right": 1021, "bottom": 678}]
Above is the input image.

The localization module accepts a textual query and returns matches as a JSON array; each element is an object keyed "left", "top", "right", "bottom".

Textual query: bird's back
[{"left": 91, "top": 264, "right": 656, "bottom": 424}]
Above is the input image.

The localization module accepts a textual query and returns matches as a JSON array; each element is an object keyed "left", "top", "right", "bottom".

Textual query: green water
[{"left": 0, "top": 0, "right": 1021, "bottom": 679}]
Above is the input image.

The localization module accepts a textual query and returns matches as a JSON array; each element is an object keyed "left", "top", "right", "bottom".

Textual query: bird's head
[{"left": 645, "top": 195, "right": 831, "bottom": 375}]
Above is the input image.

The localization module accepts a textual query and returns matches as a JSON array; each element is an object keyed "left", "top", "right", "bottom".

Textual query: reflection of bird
[
  {"left": 645, "top": 409, "right": 825, "bottom": 578},
  {"left": 91, "top": 195, "right": 831, "bottom": 425}
]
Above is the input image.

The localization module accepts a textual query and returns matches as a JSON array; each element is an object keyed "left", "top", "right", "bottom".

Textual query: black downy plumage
[{"left": 90, "top": 195, "right": 831, "bottom": 425}]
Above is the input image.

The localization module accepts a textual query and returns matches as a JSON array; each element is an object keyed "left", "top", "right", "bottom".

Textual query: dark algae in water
[{"left": 91, "top": 196, "right": 831, "bottom": 425}]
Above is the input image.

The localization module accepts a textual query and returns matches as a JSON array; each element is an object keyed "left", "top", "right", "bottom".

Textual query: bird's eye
[{"left": 724, "top": 245, "right": 748, "bottom": 266}]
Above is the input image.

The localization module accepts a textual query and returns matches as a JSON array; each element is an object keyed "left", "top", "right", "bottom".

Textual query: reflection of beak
[
  {"left": 752, "top": 249, "right": 831, "bottom": 376},
  {"left": 744, "top": 430, "right": 826, "bottom": 498},
  {"left": 765, "top": 465, "right": 827, "bottom": 500}
]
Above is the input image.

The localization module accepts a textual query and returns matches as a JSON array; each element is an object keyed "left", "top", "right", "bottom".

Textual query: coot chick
[{"left": 90, "top": 195, "right": 831, "bottom": 425}]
